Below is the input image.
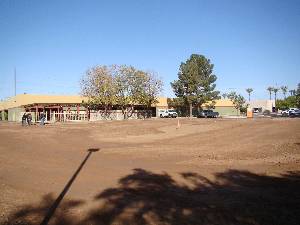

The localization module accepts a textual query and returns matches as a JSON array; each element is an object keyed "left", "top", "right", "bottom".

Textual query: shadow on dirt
[
  {"left": 2, "top": 169, "right": 300, "bottom": 225},
  {"left": 40, "top": 148, "right": 100, "bottom": 225},
  {"left": 1, "top": 193, "right": 84, "bottom": 225}
]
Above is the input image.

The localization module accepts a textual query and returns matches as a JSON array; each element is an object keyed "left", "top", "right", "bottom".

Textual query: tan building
[
  {"left": 202, "top": 99, "right": 240, "bottom": 116},
  {"left": 157, "top": 98, "right": 241, "bottom": 117},
  {"left": 0, "top": 94, "right": 241, "bottom": 122},
  {"left": 0, "top": 94, "right": 168, "bottom": 122},
  {"left": 0, "top": 94, "right": 88, "bottom": 122},
  {"left": 247, "top": 100, "right": 275, "bottom": 113}
]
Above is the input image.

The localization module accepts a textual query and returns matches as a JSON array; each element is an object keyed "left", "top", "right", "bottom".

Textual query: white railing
[
  {"left": 50, "top": 112, "right": 88, "bottom": 122},
  {"left": 89, "top": 110, "right": 152, "bottom": 121},
  {"left": 18, "top": 110, "right": 152, "bottom": 123}
]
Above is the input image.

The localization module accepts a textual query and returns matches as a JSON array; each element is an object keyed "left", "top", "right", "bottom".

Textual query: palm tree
[
  {"left": 273, "top": 87, "right": 279, "bottom": 102},
  {"left": 267, "top": 86, "right": 274, "bottom": 100},
  {"left": 245, "top": 88, "right": 253, "bottom": 101},
  {"left": 289, "top": 89, "right": 296, "bottom": 96},
  {"left": 281, "top": 86, "right": 288, "bottom": 99}
]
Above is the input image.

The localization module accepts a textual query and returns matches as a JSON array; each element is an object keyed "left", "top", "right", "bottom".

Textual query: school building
[
  {"left": 0, "top": 94, "right": 241, "bottom": 122},
  {"left": 0, "top": 94, "right": 168, "bottom": 122}
]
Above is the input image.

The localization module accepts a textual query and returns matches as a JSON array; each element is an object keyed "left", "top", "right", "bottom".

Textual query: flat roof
[
  {"left": 202, "top": 99, "right": 235, "bottom": 107},
  {"left": 0, "top": 94, "right": 169, "bottom": 110},
  {"left": 0, "top": 95, "right": 242, "bottom": 111},
  {"left": 0, "top": 94, "right": 87, "bottom": 110}
]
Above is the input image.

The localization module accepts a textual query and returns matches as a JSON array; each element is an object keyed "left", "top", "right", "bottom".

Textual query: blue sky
[{"left": 0, "top": 0, "right": 299, "bottom": 100}]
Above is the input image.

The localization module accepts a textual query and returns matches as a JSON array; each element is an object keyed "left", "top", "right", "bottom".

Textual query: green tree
[
  {"left": 267, "top": 87, "right": 274, "bottom": 100},
  {"left": 171, "top": 54, "right": 219, "bottom": 117},
  {"left": 281, "top": 86, "right": 288, "bottom": 99},
  {"left": 276, "top": 96, "right": 297, "bottom": 110},
  {"left": 226, "top": 91, "right": 247, "bottom": 115},
  {"left": 296, "top": 83, "right": 300, "bottom": 108},
  {"left": 289, "top": 89, "right": 296, "bottom": 96},
  {"left": 276, "top": 83, "right": 300, "bottom": 109},
  {"left": 245, "top": 88, "right": 253, "bottom": 101},
  {"left": 167, "top": 97, "right": 187, "bottom": 116}
]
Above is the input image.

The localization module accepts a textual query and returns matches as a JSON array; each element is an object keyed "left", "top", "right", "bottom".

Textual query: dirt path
[{"left": 0, "top": 118, "right": 299, "bottom": 225}]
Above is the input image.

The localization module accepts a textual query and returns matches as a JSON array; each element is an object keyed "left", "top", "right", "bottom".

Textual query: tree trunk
[
  {"left": 122, "top": 106, "right": 127, "bottom": 120},
  {"left": 189, "top": 103, "right": 193, "bottom": 117},
  {"left": 104, "top": 105, "right": 108, "bottom": 119}
]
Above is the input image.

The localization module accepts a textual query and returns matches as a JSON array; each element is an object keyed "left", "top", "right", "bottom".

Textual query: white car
[
  {"left": 168, "top": 109, "right": 178, "bottom": 118},
  {"left": 281, "top": 109, "right": 289, "bottom": 115},
  {"left": 158, "top": 109, "right": 178, "bottom": 118},
  {"left": 281, "top": 108, "right": 299, "bottom": 117},
  {"left": 289, "top": 108, "right": 299, "bottom": 113}
]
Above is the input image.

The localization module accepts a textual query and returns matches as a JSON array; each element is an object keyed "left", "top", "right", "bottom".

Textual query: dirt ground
[{"left": 0, "top": 118, "right": 300, "bottom": 225}]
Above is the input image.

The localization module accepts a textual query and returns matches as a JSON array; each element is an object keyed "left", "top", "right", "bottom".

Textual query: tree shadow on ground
[
  {"left": 3, "top": 169, "right": 300, "bottom": 225},
  {"left": 1, "top": 193, "right": 84, "bottom": 225},
  {"left": 84, "top": 169, "right": 300, "bottom": 225}
]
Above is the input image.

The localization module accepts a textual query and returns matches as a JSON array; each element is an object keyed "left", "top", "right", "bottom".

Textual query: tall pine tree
[{"left": 171, "top": 54, "right": 219, "bottom": 117}]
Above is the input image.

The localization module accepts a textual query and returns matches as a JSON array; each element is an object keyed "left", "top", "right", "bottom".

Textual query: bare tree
[
  {"left": 81, "top": 65, "right": 163, "bottom": 119},
  {"left": 80, "top": 65, "right": 117, "bottom": 114}
]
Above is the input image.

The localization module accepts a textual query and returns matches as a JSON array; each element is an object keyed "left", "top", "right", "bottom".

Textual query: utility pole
[{"left": 14, "top": 67, "right": 16, "bottom": 96}]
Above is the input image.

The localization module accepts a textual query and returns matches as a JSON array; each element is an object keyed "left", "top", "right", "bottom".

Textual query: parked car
[
  {"left": 289, "top": 108, "right": 299, "bottom": 113},
  {"left": 196, "top": 110, "right": 219, "bottom": 118},
  {"left": 281, "top": 109, "right": 289, "bottom": 117},
  {"left": 289, "top": 109, "right": 300, "bottom": 117},
  {"left": 168, "top": 109, "right": 178, "bottom": 118},
  {"left": 281, "top": 108, "right": 299, "bottom": 117},
  {"left": 252, "top": 107, "right": 262, "bottom": 113},
  {"left": 158, "top": 109, "right": 178, "bottom": 118}
]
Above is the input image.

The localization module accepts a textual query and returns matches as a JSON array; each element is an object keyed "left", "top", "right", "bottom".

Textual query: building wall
[
  {"left": 201, "top": 99, "right": 240, "bottom": 116},
  {"left": 8, "top": 107, "right": 25, "bottom": 122},
  {"left": 156, "top": 106, "right": 168, "bottom": 117},
  {"left": 247, "top": 100, "right": 275, "bottom": 112},
  {"left": 213, "top": 106, "right": 240, "bottom": 116}
]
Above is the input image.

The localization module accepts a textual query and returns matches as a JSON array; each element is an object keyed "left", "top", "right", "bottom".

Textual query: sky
[{"left": 0, "top": 0, "right": 300, "bottom": 100}]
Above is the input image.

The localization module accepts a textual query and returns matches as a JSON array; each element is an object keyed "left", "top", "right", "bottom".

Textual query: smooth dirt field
[{"left": 0, "top": 118, "right": 300, "bottom": 225}]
